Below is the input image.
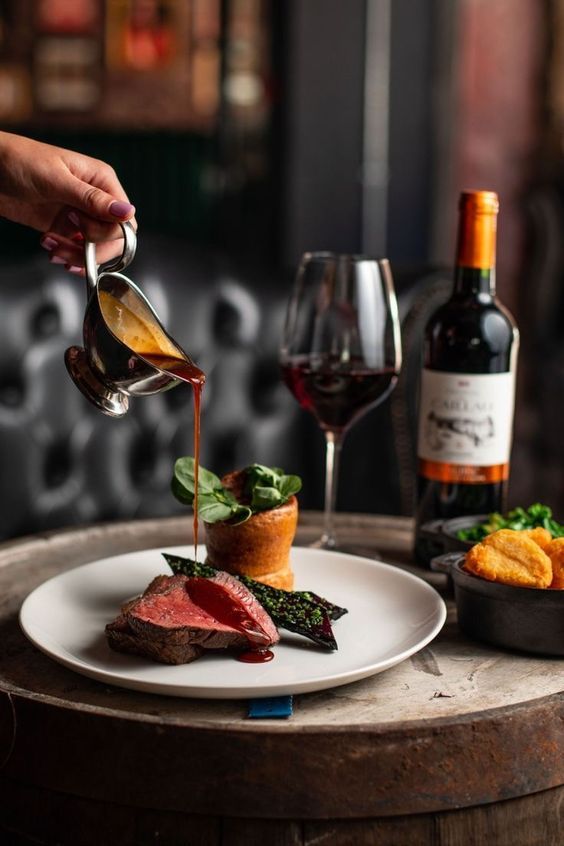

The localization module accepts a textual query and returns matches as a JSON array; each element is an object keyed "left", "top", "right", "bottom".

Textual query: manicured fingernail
[
  {"left": 67, "top": 265, "right": 83, "bottom": 274},
  {"left": 109, "top": 201, "right": 135, "bottom": 218},
  {"left": 50, "top": 255, "right": 66, "bottom": 265},
  {"left": 68, "top": 211, "right": 80, "bottom": 226},
  {"left": 72, "top": 232, "right": 84, "bottom": 242},
  {"left": 41, "top": 236, "right": 58, "bottom": 250}
]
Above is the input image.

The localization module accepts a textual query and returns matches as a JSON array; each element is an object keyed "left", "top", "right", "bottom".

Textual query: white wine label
[{"left": 417, "top": 369, "right": 515, "bottom": 476}]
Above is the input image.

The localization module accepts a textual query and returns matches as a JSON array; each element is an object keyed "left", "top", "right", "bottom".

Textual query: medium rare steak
[
  {"left": 106, "top": 570, "right": 279, "bottom": 664},
  {"left": 205, "top": 570, "right": 279, "bottom": 645},
  {"left": 106, "top": 613, "right": 204, "bottom": 665}
]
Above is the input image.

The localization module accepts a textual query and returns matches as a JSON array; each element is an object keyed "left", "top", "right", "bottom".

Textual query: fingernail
[
  {"left": 72, "top": 232, "right": 84, "bottom": 242},
  {"left": 50, "top": 255, "right": 66, "bottom": 265},
  {"left": 67, "top": 265, "right": 83, "bottom": 274},
  {"left": 68, "top": 211, "right": 80, "bottom": 226},
  {"left": 41, "top": 236, "right": 58, "bottom": 251},
  {"left": 109, "top": 201, "right": 135, "bottom": 218}
]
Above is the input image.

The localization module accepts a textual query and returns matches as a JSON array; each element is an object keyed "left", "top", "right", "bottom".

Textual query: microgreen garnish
[{"left": 172, "top": 457, "right": 301, "bottom": 525}]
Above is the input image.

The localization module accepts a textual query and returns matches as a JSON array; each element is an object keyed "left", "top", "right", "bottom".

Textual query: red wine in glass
[
  {"left": 281, "top": 355, "right": 398, "bottom": 433},
  {"left": 280, "top": 253, "right": 402, "bottom": 551}
]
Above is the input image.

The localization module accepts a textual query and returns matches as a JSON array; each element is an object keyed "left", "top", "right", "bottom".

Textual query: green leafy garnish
[
  {"left": 456, "top": 503, "right": 564, "bottom": 542},
  {"left": 245, "top": 463, "right": 302, "bottom": 512},
  {"left": 172, "top": 457, "right": 301, "bottom": 525}
]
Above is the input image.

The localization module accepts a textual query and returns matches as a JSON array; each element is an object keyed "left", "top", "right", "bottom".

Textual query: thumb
[{"left": 61, "top": 175, "right": 135, "bottom": 222}]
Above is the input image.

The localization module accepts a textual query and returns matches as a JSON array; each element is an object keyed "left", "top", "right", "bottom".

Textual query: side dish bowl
[
  {"left": 438, "top": 554, "right": 564, "bottom": 656},
  {"left": 419, "top": 515, "right": 488, "bottom": 558}
]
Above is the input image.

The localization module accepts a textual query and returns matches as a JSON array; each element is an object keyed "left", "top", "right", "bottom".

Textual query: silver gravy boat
[{"left": 65, "top": 221, "right": 199, "bottom": 417}]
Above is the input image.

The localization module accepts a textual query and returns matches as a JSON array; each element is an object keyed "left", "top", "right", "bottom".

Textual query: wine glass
[{"left": 280, "top": 253, "right": 402, "bottom": 551}]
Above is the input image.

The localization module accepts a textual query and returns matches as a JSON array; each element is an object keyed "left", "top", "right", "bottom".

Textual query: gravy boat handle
[{"left": 84, "top": 221, "right": 137, "bottom": 292}]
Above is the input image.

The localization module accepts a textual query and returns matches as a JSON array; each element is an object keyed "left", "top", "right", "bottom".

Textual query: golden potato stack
[
  {"left": 203, "top": 470, "right": 298, "bottom": 591},
  {"left": 464, "top": 527, "right": 564, "bottom": 589}
]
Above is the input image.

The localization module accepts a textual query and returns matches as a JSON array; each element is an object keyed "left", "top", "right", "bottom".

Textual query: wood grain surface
[{"left": 1, "top": 513, "right": 563, "bottom": 845}]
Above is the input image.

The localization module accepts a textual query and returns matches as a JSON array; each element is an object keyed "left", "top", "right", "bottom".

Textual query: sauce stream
[
  {"left": 142, "top": 354, "right": 204, "bottom": 551},
  {"left": 98, "top": 291, "right": 276, "bottom": 665},
  {"left": 98, "top": 290, "right": 205, "bottom": 552}
]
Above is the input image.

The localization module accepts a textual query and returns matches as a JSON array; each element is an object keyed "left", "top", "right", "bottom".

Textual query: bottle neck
[
  {"left": 454, "top": 192, "right": 498, "bottom": 298},
  {"left": 453, "top": 265, "right": 495, "bottom": 297}
]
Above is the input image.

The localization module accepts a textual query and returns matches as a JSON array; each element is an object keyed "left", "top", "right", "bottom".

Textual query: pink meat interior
[
  {"left": 187, "top": 577, "right": 272, "bottom": 646},
  {"left": 132, "top": 586, "right": 237, "bottom": 632}
]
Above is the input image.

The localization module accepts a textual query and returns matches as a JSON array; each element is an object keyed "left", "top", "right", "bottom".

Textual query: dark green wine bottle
[{"left": 414, "top": 191, "right": 519, "bottom": 565}]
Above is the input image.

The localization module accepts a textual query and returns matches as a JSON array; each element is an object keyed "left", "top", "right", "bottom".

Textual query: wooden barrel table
[{"left": 1, "top": 513, "right": 564, "bottom": 846}]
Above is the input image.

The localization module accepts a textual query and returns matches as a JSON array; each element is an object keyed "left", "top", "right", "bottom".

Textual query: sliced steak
[
  {"left": 127, "top": 580, "right": 246, "bottom": 650},
  {"left": 205, "top": 570, "right": 279, "bottom": 646},
  {"left": 105, "top": 614, "right": 204, "bottom": 665},
  {"left": 106, "top": 571, "right": 279, "bottom": 663}
]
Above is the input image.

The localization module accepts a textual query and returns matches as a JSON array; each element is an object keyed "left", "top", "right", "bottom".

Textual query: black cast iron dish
[
  {"left": 419, "top": 515, "right": 488, "bottom": 558},
  {"left": 435, "top": 553, "right": 564, "bottom": 657}
]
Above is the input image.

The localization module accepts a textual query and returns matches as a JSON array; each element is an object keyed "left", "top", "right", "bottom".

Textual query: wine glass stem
[{"left": 321, "top": 430, "right": 343, "bottom": 549}]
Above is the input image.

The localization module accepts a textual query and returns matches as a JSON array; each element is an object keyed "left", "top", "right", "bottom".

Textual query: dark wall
[
  {"left": 387, "top": 0, "right": 435, "bottom": 264},
  {"left": 281, "top": 0, "right": 367, "bottom": 265},
  {"left": 1, "top": 3, "right": 440, "bottom": 276}
]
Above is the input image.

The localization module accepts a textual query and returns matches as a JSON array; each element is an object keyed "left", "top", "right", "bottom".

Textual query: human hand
[{"left": 0, "top": 132, "right": 137, "bottom": 275}]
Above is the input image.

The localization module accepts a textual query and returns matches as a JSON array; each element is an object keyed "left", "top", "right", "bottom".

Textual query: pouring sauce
[
  {"left": 98, "top": 290, "right": 278, "bottom": 665},
  {"left": 187, "top": 577, "right": 275, "bottom": 664},
  {"left": 98, "top": 290, "right": 205, "bottom": 552}
]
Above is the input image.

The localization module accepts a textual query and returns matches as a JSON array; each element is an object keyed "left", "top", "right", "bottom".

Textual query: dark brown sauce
[
  {"left": 237, "top": 648, "right": 275, "bottom": 664},
  {"left": 143, "top": 354, "right": 205, "bottom": 554},
  {"left": 187, "top": 577, "right": 271, "bottom": 648},
  {"left": 97, "top": 291, "right": 206, "bottom": 556}
]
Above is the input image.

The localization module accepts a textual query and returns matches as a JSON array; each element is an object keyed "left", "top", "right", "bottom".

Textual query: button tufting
[
  {"left": 31, "top": 303, "right": 61, "bottom": 339},
  {"left": 212, "top": 282, "right": 260, "bottom": 347},
  {"left": 210, "top": 430, "right": 241, "bottom": 473},
  {"left": 0, "top": 375, "right": 25, "bottom": 407},
  {"left": 0, "top": 239, "right": 410, "bottom": 540},
  {"left": 44, "top": 439, "right": 72, "bottom": 488},
  {"left": 164, "top": 382, "right": 191, "bottom": 411},
  {"left": 130, "top": 431, "right": 158, "bottom": 486},
  {"left": 250, "top": 357, "right": 284, "bottom": 415}
]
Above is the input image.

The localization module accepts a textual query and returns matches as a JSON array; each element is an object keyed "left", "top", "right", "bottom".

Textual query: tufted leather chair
[{"left": 0, "top": 235, "right": 438, "bottom": 541}]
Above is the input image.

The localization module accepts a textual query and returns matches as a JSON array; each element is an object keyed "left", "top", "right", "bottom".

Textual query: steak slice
[
  {"left": 106, "top": 613, "right": 204, "bottom": 665},
  {"left": 106, "top": 571, "right": 279, "bottom": 663},
  {"left": 204, "top": 570, "right": 279, "bottom": 646}
]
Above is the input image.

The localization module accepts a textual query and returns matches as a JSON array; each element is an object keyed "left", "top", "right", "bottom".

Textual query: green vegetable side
[
  {"left": 171, "top": 457, "right": 302, "bottom": 525},
  {"left": 457, "top": 503, "right": 564, "bottom": 543}
]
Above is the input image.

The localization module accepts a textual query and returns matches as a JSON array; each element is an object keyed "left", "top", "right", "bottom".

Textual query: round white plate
[{"left": 19, "top": 545, "right": 446, "bottom": 699}]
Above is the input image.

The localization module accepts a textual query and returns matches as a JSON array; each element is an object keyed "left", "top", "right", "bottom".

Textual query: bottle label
[{"left": 417, "top": 369, "right": 515, "bottom": 484}]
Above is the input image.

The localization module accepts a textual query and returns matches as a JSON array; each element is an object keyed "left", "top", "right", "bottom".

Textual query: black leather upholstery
[{"left": 0, "top": 235, "right": 438, "bottom": 540}]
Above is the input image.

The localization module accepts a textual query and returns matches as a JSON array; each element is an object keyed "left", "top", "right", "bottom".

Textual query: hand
[{"left": 0, "top": 132, "right": 137, "bottom": 275}]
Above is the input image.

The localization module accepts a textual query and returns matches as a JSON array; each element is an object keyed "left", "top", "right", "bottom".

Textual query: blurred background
[{"left": 0, "top": 0, "right": 561, "bottom": 540}]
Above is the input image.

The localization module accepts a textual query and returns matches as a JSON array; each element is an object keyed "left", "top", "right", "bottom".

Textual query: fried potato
[
  {"left": 521, "top": 527, "right": 553, "bottom": 551},
  {"left": 464, "top": 529, "right": 552, "bottom": 588},
  {"left": 546, "top": 538, "right": 564, "bottom": 589}
]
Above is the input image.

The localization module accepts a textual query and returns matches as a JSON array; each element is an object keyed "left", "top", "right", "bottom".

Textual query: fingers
[
  {"left": 40, "top": 232, "right": 127, "bottom": 275},
  {"left": 48, "top": 205, "right": 138, "bottom": 244},
  {"left": 40, "top": 233, "right": 86, "bottom": 276},
  {"left": 41, "top": 200, "right": 137, "bottom": 277},
  {"left": 39, "top": 152, "right": 137, "bottom": 277},
  {"left": 60, "top": 170, "right": 136, "bottom": 223}
]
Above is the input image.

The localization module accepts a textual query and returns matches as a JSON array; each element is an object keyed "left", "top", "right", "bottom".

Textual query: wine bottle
[{"left": 414, "top": 190, "right": 519, "bottom": 565}]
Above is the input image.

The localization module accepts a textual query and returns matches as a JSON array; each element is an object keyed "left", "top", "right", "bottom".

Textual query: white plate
[{"left": 19, "top": 546, "right": 446, "bottom": 699}]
